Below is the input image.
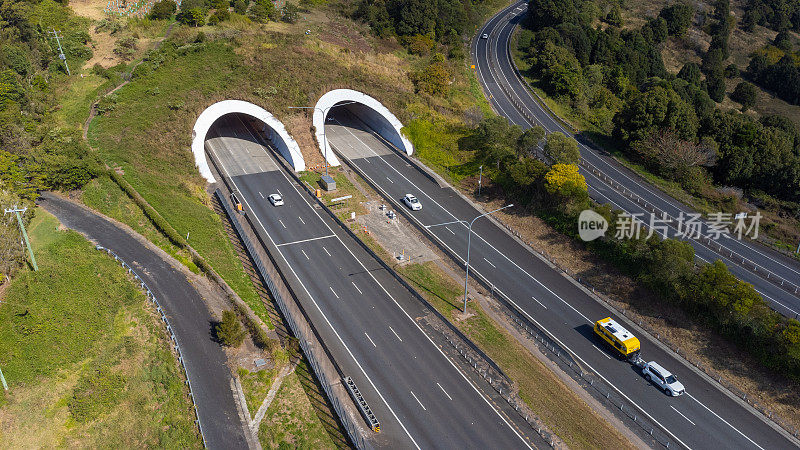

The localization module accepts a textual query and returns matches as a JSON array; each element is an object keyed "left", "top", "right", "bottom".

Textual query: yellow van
[{"left": 594, "top": 317, "right": 641, "bottom": 360}]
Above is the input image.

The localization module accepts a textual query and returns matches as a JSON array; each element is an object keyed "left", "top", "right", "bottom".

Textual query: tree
[
  {"left": 544, "top": 163, "right": 589, "bottom": 209},
  {"left": 632, "top": 129, "right": 716, "bottom": 179},
  {"left": 677, "top": 62, "right": 701, "bottom": 85},
  {"left": 282, "top": 3, "right": 300, "bottom": 23},
  {"left": 706, "top": 69, "right": 726, "bottom": 102},
  {"left": 731, "top": 81, "right": 758, "bottom": 111},
  {"left": 774, "top": 30, "right": 793, "bottom": 52},
  {"left": 150, "top": 0, "right": 176, "bottom": 19},
  {"left": 216, "top": 310, "right": 245, "bottom": 347},
  {"left": 723, "top": 63, "right": 739, "bottom": 78},
  {"left": 544, "top": 132, "right": 580, "bottom": 164},
  {"left": 658, "top": 2, "right": 693, "bottom": 36},
  {"left": 177, "top": 7, "right": 206, "bottom": 26},
  {"left": 613, "top": 84, "right": 698, "bottom": 144},
  {"left": 233, "top": 0, "right": 247, "bottom": 14},
  {"left": 516, "top": 126, "right": 545, "bottom": 157},
  {"left": 606, "top": 5, "right": 623, "bottom": 27}
]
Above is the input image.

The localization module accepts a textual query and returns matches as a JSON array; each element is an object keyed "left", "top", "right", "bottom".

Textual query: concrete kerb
[
  {"left": 390, "top": 132, "right": 799, "bottom": 444},
  {"left": 206, "top": 155, "right": 370, "bottom": 448},
  {"left": 192, "top": 100, "right": 305, "bottom": 183},
  {"left": 95, "top": 245, "right": 208, "bottom": 448}
]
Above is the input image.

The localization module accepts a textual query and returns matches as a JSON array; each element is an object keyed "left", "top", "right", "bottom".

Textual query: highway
[
  {"left": 473, "top": 1, "right": 800, "bottom": 318},
  {"left": 325, "top": 107, "right": 800, "bottom": 449},
  {"left": 204, "top": 113, "right": 535, "bottom": 449}
]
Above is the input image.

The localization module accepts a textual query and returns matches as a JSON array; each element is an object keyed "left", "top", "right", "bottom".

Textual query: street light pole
[
  {"left": 288, "top": 101, "right": 358, "bottom": 178},
  {"left": 478, "top": 165, "right": 483, "bottom": 196},
  {"left": 462, "top": 204, "right": 513, "bottom": 312}
]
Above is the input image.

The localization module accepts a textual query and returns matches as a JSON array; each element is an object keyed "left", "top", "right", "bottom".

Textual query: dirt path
[{"left": 83, "top": 22, "right": 175, "bottom": 141}]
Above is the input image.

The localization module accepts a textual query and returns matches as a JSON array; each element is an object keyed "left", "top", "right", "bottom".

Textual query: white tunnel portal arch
[
  {"left": 192, "top": 100, "right": 304, "bottom": 183},
  {"left": 313, "top": 89, "right": 414, "bottom": 167}
]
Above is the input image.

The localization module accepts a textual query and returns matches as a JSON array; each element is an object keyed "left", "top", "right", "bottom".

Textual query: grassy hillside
[{"left": 0, "top": 209, "right": 199, "bottom": 447}]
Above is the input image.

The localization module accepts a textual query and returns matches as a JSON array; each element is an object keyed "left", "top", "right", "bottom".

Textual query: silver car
[
  {"left": 643, "top": 361, "right": 685, "bottom": 396},
  {"left": 402, "top": 194, "right": 422, "bottom": 211}
]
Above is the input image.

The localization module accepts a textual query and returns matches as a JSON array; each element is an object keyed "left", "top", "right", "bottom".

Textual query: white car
[
  {"left": 268, "top": 193, "right": 284, "bottom": 206},
  {"left": 643, "top": 361, "right": 685, "bottom": 396},
  {"left": 481, "top": 33, "right": 489, "bottom": 39},
  {"left": 402, "top": 194, "right": 422, "bottom": 211}
]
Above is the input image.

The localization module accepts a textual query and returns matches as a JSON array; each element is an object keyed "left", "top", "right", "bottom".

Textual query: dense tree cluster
[
  {"left": 459, "top": 115, "right": 800, "bottom": 382},
  {"left": 743, "top": 0, "right": 800, "bottom": 32},
  {"left": 516, "top": 0, "right": 800, "bottom": 205},
  {"left": 747, "top": 51, "right": 800, "bottom": 106},
  {"left": 0, "top": 0, "right": 101, "bottom": 280},
  {"left": 354, "top": 0, "right": 472, "bottom": 41}
]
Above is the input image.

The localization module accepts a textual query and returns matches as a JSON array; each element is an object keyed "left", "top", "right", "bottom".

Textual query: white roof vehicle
[
  {"left": 403, "top": 194, "right": 422, "bottom": 211},
  {"left": 268, "top": 193, "right": 284, "bottom": 206},
  {"left": 481, "top": 33, "right": 489, "bottom": 39},
  {"left": 642, "top": 361, "right": 685, "bottom": 396}
]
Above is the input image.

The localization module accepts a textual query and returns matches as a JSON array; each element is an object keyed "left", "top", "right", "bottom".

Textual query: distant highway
[
  {"left": 325, "top": 107, "right": 800, "bottom": 449},
  {"left": 473, "top": 1, "right": 800, "bottom": 318},
  {"left": 204, "top": 114, "right": 536, "bottom": 449}
]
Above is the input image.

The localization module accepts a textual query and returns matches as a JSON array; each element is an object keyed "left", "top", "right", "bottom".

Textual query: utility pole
[
  {"left": 4, "top": 207, "right": 38, "bottom": 271},
  {"left": 48, "top": 29, "right": 70, "bottom": 75}
]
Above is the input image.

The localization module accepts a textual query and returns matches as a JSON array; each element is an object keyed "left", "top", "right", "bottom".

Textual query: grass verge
[
  {"left": 0, "top": 209, "right": 199, "bottom": 447},
  {"left": 397, "top": 262, "right": 633, "bottom": 449},
  {"left": 258, "top": 360, "right": 337, "bottom": 450}
]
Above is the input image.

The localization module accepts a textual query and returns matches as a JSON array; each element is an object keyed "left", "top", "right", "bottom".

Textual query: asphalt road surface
[
  {"left": 473, "top": 1, "right": 800, "bottom": 318},
  {"left": 205, "top": 113, "right": 535, "bottom": 449},
  {"left": 38, "top": 193, "right": 249, "bottom": 450},
  {"left": 325, "top": 108, "right": 799, "bottom": 449}
]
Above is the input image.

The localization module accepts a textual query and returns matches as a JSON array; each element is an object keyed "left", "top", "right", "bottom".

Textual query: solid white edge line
[
  {"left": 687, "top": 394, "right": 764, "bottom": 450},
  {"left": 207, "top": 137, "right": 422, "bottom": 449},
  {"left": 237, "top": 117, "right": 532, "bottom": 449}
]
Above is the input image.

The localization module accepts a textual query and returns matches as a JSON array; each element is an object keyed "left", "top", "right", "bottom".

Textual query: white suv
[
  {"left": 642, "top": 361, "right": 685, "bottom": 396},
  {"left": 402, "top": 194, "right": 422, "bottom": 211}
]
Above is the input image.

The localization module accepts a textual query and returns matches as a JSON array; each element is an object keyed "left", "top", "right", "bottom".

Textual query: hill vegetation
[{"left": 515, "top": 0, "right": 800, "bottom": 253}]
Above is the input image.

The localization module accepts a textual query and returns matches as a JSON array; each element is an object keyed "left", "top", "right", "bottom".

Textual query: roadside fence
[
  {"left": 95, "top": 245, "right": 207, "bottom": 448},
  {"left": 213, "top": 189, "right": 371, "bottom": 449}
]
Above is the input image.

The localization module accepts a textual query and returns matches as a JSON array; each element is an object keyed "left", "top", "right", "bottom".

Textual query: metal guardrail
[
  {"left": 343, "top": 376, "right": 380, "bottom": 433},
  {"left": 479, "top": 16, "right": 800, "bottom": 439},
  {"left": 213, "top": 188, "right": 371, "bottom": 449},
  {"left": 95, "top": 245, "right": 208, "bottom": 448},
  {"left": 488, "top": 15, "right": 800, "bottom": 302}
]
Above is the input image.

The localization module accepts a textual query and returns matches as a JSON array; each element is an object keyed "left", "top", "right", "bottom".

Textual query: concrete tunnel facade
[
  {"left": 192, "top": 100, "right": 304, "bottom": 183},
  {"left": 313, "top": 89, "right": 414, "bottom": 167}
]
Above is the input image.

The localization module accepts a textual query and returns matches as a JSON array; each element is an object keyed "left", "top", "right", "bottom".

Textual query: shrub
[
  {"left": 149, "top": 0, "right": 176, "bottom": 19},
  {"left": 281, "top": 3, "right": 300, "bottom": 23},
  {"left": 216, "top": 310, "right": 245, "bottom": 347},
  {"left": 730, "top": 81, "right": 757, "bottom": 111}
]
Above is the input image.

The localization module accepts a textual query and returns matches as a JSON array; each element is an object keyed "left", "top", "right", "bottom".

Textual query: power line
[{"left": 47, "top": 28, "right": 70, "bottom": 76}]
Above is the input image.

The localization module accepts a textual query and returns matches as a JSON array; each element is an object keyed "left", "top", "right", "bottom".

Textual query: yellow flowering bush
[{"left": 544, "top": 163, "right": 587, "bottom": 196}]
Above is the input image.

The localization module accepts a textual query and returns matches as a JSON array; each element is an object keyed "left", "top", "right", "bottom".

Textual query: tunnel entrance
[
  {"left": 312, "top": 89, "right": 413, "bottom": 168},
  {"left": 192, "top": 100, "right": 303, "bottom": 183}
]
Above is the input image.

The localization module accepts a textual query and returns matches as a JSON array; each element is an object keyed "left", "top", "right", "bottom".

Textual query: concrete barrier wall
[
  {"left": 192, "top": 100, "right": 304, "bottom": 182},
  {"left": 313, "top": 89, "right": 413, "bottom": 167}
]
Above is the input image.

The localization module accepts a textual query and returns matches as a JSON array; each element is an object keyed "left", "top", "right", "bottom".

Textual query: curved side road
[
  {"left": 474, "top": 1, "right": 800, "bottom": 317},
  {"left": 38, "top": 192, "right": 251, "bottom": 450}
]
